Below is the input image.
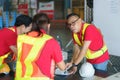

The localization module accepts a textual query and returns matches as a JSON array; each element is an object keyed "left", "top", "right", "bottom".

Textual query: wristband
[{"left": 72, "top": 63, "right": 78, "bottom": 67}]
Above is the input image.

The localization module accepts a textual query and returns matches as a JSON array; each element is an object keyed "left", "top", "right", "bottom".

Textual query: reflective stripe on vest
[
  {"left": 73, "top": 23, "right": 108, "bottom": 59},
  {"left": 8, "top": 27, "right": 15, "bottom": 32},
  {"left": 73, "top": 23, "right": 89, "bottom": 46},
  {"left": 15, "top": 34, "right": 54, "bottom": 80},
  {"left": 86, "top": 44, "right": 107, "bottom": 59},
  {"left": 0, "top": 52, "right": 10, "bottom": 65}
]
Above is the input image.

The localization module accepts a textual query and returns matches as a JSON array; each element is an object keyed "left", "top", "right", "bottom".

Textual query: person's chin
[{"left": 72, "top": 30, "right": 78, "bottom": 33}]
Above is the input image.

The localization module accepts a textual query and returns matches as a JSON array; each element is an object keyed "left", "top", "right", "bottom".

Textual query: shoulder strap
[{"left": 73, "top": 23, "right": 90, "bottom": 46}]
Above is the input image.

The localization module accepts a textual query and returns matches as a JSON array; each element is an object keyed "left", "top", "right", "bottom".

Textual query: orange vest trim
[
  {"left": 73, "top": 23, "right": 108, "bottom": 59},
  {"left": 15, "top": 33, "right": 54, "bottom": 80},
  {"left": 8, "top": 27, "right": 15, "bottom": 32}
]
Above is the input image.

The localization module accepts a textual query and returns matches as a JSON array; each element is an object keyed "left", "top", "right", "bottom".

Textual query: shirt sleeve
[
  {"left": 84, "top": 25, "right": 96, "bottom": 41},
  {"left": 6, "top": 30, "right": 17, "bottom": 46},
  {"left": 84, "top": 24, "right": 103, "bottom": 50},
  {"left": 47, "top": 39, "right": 63, "bottom": 63}
]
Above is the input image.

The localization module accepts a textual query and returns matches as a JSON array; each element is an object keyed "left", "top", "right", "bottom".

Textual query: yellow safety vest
[
  {"left": 15, "top": 33, "right": 54, "bottom": 80},
  {"left": 73, "top": 23, "right": 108, "bottom": 59},
  {"left": 0, "top": 53, "right": 10, "bottom": 65}
]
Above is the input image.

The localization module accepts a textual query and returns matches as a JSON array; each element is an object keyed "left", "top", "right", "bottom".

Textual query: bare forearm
[
  {"left": 74, "top": 50, "right": 86, "bottom": 65},
  {"left": 56, "top": 60, "right": 66, "bottom": 71},
  {"left": 71, "top": 49, "right": 80, "bottom": 63},
  {"left": 9, "top": 45, "right": 17, "bottom": 55},
  {"left": 73, "top": 41, "right": 91, "bottom": 65},
  {"left": 71, "top": 44, "right": 80, "bottom": 63}
]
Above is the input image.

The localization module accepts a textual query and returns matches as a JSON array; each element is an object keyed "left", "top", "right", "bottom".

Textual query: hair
[
  {"left": 15, "top": 14, "right": 32, "bottom": 27},
  {"left": 31, "top": 13, "right": 50, "bottom": 36},
  {"left": 66, "top": 13, "right": 80, "bottom": 20}
]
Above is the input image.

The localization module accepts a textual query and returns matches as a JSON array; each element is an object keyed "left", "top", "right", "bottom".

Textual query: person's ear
[
  {"left": 79, "top": 18, "right": 82, "bottom": 21},
  {"left": 48, "top": 24, "right": 50, "bottom": 28},
  {"left": 47, "top": 24, "right": 50, "bottom": 34},
  {"left": 21, "top": 24, "right": 25, "bottom": 29},
  {"left": 21, "top": 25, "right": 26, "bottom": 33}
]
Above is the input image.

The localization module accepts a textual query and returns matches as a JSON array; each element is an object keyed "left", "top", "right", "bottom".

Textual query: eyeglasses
[{"left": 67, "top": 18, "right": 79, "bottom": 27}]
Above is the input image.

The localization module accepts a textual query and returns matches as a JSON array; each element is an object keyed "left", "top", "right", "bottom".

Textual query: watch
[{"left": 72, "top": 63, "right": 78, "bottom": 67}]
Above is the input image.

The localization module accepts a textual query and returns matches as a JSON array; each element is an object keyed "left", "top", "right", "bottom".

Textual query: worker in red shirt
[
  {"left": 15, "top": 13, "right": 66, "bottom": 80},
  {"left": 0, "top": 14, "right": 32, "bottom": 74},
  {"left": 66, "top": 13, "right": 109, "bottom": 74}
]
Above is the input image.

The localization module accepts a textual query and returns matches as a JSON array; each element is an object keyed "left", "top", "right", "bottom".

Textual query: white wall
[{"left": 93, "top": 0, "right": 120, "bottom": 56}]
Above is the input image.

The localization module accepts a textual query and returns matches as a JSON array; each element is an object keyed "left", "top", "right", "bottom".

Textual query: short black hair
[
  {"left": 66, "top": 13, "right": 80, "bottom": 20},
  {"left": 15, "top": 14, "right": 32, "bottom": 27}
]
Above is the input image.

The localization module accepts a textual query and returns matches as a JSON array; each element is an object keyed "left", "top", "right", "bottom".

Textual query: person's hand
[
  {"left": 66, "top": 62, "right": 78, "bottom": 74},
  {"left": 66, "top": 62, "right": 73, "bottom": 69},
  {"left": 11, "top": 53, "right": 17, "bottom": 61},
  {"left": 65, "top": 62, "right": 73, "bottom": 74},
  {"left": 70, "top": 66, "right": 77, "bottom": 74}
]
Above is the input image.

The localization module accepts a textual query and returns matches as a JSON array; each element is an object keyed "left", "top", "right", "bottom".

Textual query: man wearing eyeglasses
[{"left": 66, "top": 13, "right": 109, "bottom": 74}]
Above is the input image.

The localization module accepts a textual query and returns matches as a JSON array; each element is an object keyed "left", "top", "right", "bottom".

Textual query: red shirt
[
  {"left": 72, "top": 23, "right": 109, "bottom": 64},
  {"left": 29, "top": 30, "right": 63, "bottom": 78},
  {"left": 0, "top": 27, "right": 17, "bottom": 56},
  {"left": 36, "top": 38, "right": 63, "bottom": 78}
]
